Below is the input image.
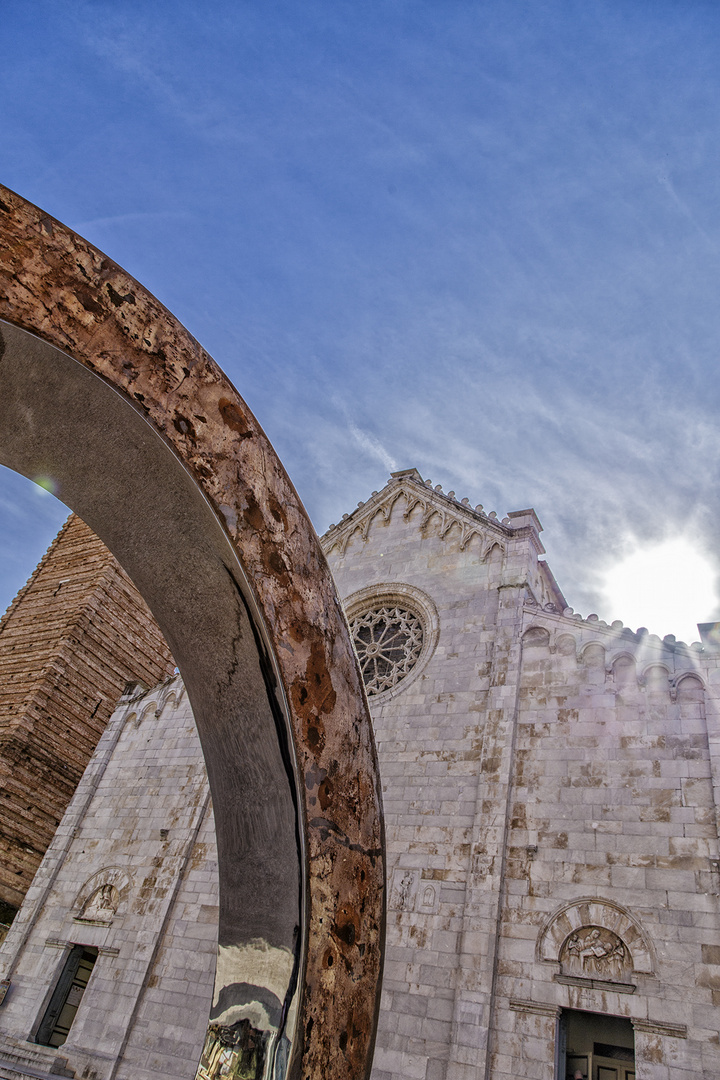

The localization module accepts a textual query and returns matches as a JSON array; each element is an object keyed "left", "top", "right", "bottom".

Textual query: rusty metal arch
[{"left": 0, "top": 186, "right": 384, "bottom": 1079}]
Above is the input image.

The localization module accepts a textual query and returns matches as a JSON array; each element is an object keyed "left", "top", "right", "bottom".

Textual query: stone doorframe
[{"left": 0, "top": 186, "right": 384, "bottom": 1080}]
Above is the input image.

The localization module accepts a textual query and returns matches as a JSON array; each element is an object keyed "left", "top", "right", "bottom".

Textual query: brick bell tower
[{"left": 0, "top": 514, "right": 174, "bottom": 913}]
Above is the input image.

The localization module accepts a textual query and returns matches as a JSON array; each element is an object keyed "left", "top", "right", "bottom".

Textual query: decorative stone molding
[
  {"left": 632, "top": 1018, "right": 687, "bottom": 1038},
  {"left": 579, "top": 641, "right": 606, "bottom": 666},
  {"left": 131, "top": 675, "right": 186, "bottom": 726},
  {"left": 73, "top": 867, "right": 132, "bottom": 924},
  {"left": 343, "top": 583, "right": 439, "bottom": 701},
  {"left": 537, "top": 898, "right": 656, "bottom": 978},
  {"left": 45, "top": 937, "right": 120, "bottom": 957},
  {"left": 555, "top": 974, "right": 635, "bottom": 994},
  {"left": 518, "top": 615, "right": 707, "bottom": 701},
  {"left": 509, "top": 998, "right": 561, "bottom": 1018},
  {"left": 322, "top": 472, "right": 509, "bottom": 558}
]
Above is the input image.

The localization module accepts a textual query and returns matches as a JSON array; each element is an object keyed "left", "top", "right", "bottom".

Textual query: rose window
[{"left": 349, "top": 606, "right": 424, "bottom": 696}]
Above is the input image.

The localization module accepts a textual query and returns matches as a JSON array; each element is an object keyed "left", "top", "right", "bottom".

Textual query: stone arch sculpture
[
  {"left": 579, "top": 641, "right": 606, "bottom": 667},
  {"left": 555, "top": 632, "right": 577, "bottom": 657},
  {"left": 0, "top": 186, "right": 384, "bottom": 1080},
  {"left": 641, "top": 663, "right": 671, "bottom": 693}
]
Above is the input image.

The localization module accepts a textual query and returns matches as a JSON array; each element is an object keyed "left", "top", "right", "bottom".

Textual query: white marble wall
[
  {"left": 1, "top": 472, "right": 719, "bottom": 1080},
  {"left": 0, "top": 677, "right": 219, "bottom": 1080}
]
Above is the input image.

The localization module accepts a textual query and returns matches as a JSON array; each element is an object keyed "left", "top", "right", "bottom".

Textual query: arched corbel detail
[
  {"left": 522, "top": 626, "right": 551, "bottom": 648},
  {"left": 639, "top": 662, "right": 672, "bottom": 693}
]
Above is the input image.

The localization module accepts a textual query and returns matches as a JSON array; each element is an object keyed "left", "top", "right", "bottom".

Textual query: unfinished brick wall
[{"left": 0, "top": 514, "right": 174, "bottom": 908}]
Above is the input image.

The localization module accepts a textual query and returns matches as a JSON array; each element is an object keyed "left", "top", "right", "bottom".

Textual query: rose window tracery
[{"left": 350, "top": 605, "right": 424, "bottom": 696}]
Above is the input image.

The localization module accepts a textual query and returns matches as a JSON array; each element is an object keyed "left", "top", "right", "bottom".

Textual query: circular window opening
[
  {"left": 344, "top": 584, "right": 439, "bottom": 702},
  {"left": 350, "top": 606, "right": 424, "bottom": 696}
]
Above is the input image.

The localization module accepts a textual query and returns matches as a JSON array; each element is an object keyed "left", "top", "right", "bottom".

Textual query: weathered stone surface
[
  {"left": 0, "top": 678, "right": 216, "bottom": 1080},
  {"left": 323, "top": 470, "right": 720, "bottom": 1079}
]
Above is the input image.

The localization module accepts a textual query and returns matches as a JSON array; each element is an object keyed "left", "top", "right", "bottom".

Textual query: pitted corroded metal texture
[{"left": 0, "top": 185, "right": 385, "bottom": 1079}]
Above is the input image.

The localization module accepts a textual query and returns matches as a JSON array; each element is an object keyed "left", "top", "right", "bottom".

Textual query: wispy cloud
[
  {"left": 347, "top": 421, "right": 396, "bottom": 473},
  {"left": 3, "top": 0, "right": 720, "bottom": 637},
  {"left": 73, "top": 211, "right": 189, "bottom": 231},
  {"left": 656, "top": 173, "right": 717, "bottom": 252}
]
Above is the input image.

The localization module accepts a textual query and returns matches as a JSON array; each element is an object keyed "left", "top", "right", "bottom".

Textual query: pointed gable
[{"left": 320, "top": 467, "right": 512, "bottom": 559}]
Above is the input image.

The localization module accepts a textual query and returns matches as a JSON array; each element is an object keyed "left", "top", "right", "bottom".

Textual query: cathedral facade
[{"left": 0, "top": 468, "right": 719, "bottom": 1080}]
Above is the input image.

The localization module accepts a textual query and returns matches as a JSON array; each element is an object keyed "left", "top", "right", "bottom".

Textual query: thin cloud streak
[{"left": 73, "top": 211, "right": 189, "bottom": 231}]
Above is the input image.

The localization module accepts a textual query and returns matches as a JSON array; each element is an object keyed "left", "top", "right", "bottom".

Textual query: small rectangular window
[{"left": 35, "top": 945, "right": 97, "bottom": 1048}]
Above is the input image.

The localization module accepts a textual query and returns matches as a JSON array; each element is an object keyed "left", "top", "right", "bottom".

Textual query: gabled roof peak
[
  {"left": 321, "top": 467, "right": 547, "bottom": 558},
  {"left": 389, "top": 467, "right": 423, "bottom": 482}
]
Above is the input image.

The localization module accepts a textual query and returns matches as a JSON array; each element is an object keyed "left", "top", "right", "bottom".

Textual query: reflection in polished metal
[{"left": 0, "top": 186, "right": 385, "bottom": 1080}]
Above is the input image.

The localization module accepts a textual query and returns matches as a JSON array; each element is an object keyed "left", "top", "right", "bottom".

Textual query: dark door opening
[
  {"left": 558, "top": 1008, "right": 635, "bottom": 1080},
  {"left": 35, "top": 945, "right": 98, "bottom": 1048}
]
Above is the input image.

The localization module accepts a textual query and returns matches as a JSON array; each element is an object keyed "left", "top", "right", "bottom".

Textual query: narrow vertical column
[
  {"left": 701, "top": 668, "right": 720, "bottom": 852},
  {"left": 444, "top": 515, "right": 548, "bottom": 1080},
  {"left": 446, "top": 579, "right": 526, "bottom": 1080}
]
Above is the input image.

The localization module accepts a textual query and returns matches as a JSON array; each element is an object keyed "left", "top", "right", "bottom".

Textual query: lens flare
[
  {"left": 602, "top": 538, "right": 718, "bottom": 644},
  {"left": 32, "top": 476, "right": 58, "bottom": 497}
]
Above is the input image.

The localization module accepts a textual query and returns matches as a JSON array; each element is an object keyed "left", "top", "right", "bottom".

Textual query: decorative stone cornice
[
  {"left": 321, "top": 468, "right": 513, "bottom": 558},
  {"left": 554, "top": 974, "right": 636, "bottom": 994},
  {"left": 521, "top": 607, "right": 710, "bottom": 691},
  {"left": 509, "top": 998, "right": 561, "bottom": 1018},
  {"left": 632, "top": 1018, "right": 687, "bottom": 1039}
]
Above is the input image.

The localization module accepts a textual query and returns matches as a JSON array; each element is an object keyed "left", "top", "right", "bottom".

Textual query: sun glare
[{"left": 602, "top": 538, "right": 718, "bottom": 644}]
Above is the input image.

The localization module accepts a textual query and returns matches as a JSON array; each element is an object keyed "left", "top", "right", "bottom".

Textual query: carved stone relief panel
[
  {"left": 537, "top": 897, "right": 656, "bottom": 977},
  {"left": 560, "top": 926, "right": 631, "bottom": 981},
  {"left": 77, "top": 884, "right": 119, "bottom": 925},
  {"left": 389, "top": 868, "right": 420, "bottom": 912},
  {"left": 418, "top": 882, "right": 439, "bottom": 914},
  {"left": 73, "top": 866, "right": 132, "bottom": 925}
]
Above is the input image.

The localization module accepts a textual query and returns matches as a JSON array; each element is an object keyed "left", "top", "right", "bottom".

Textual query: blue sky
[{"left": 2, "top": 0, "right": 720, "bottom": 638}]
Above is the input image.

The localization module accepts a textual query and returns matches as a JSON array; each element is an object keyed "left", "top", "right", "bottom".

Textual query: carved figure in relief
[
  {"left": 397, "top": 872, "right": 414, "bottom": 911},
  {"left": 561, "top": 926, "right": 629, "bottom": 980},
  {"left": 78, "top": 883, "right": 118, "bottom": 923}
]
